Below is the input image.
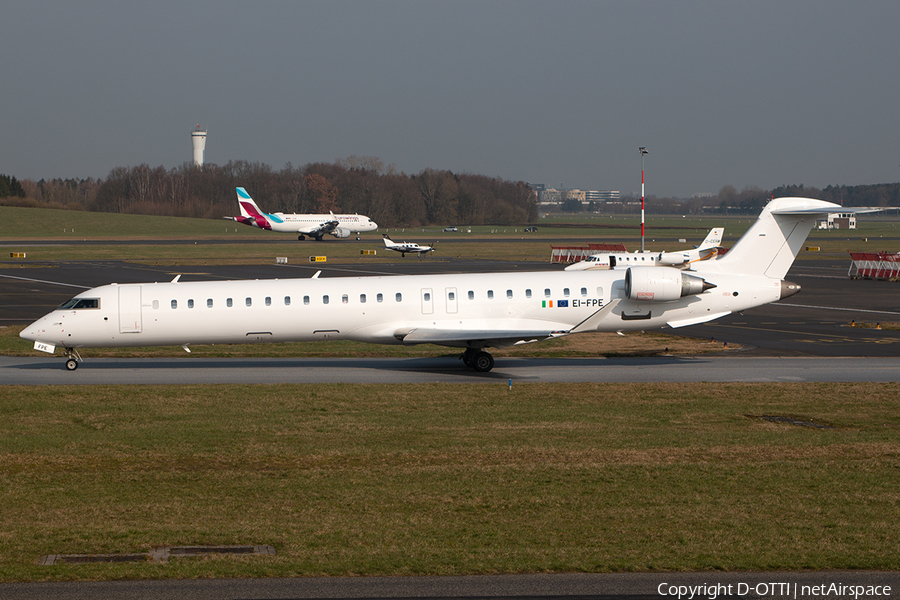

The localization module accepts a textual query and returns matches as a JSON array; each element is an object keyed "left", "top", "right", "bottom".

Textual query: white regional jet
[
  {"left": 21, "top": 198, "right": 876, "bottom": 373},
  {"left": 381, "top": 234, "right": 436, "bottom": 257},
  {"left": 225, "top": 187, "right": 378, "bottom": 241},
  {"left": 565, "top": 227, "right": 724, "bottom": 271}
]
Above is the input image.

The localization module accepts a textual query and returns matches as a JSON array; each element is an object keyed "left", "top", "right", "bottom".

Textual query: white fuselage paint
[
  {"left": 268, "top": 214, "right": 378, "bottom": 234},
  {"left": 20, "top": 269, "right": 779, "bottom": 350}
]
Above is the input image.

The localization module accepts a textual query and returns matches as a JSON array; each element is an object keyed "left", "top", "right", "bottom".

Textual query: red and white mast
[{"left": 639, "top": 147, "right": 648, "bottom": 252}]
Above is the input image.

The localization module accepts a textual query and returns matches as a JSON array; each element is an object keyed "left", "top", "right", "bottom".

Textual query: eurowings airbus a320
[
  {"left": 225, "top": 187, "right": 378, "bottom": 240},
  {"left": 22, "top": 198, "right": 876, "bottom": 373}
]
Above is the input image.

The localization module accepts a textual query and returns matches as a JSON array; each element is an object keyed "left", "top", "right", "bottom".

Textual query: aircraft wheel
[
  {"left": 65, "top": 358, "right": 78, "bottom": 371},
  {"left": 315, "top": 236, "right": 323, "bottom": 241},
  {"left": 472, "top": 351, "right": 494, "bottom": 373},
  {"left": 298, "top": 235, "right": 306, "bottom": 241}
]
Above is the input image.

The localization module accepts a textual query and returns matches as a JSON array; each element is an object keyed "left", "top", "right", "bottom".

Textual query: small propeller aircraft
[{"left": 381, "top": 234, "right": 436, "bottom": 257}]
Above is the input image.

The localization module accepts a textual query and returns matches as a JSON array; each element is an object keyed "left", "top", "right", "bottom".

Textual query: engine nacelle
[
  {"left": 624, "top": 266, "right": 715, "bottom": 302},
  {"left": 657, "top": 251, "right": 690, "bottom": 266},
  {"left": 332, "top": 226, "right": 351, "bottom": 238}
]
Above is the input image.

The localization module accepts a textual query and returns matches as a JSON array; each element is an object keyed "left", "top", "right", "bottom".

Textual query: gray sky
[{"left": 3, "top": 1, "right": 899, "bottom": 198}]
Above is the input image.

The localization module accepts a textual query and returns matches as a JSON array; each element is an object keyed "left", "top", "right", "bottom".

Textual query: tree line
[
  {"left": 0, "top": 157, "right": 538, "bottom": 227},
  {"left": 4, "top": 161, "right": 900, "bottom": 222}
]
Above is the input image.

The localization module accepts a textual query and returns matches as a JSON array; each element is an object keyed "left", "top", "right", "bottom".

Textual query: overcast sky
[{"left": 3, "top": 1, "right": 898, "bottom": 198}]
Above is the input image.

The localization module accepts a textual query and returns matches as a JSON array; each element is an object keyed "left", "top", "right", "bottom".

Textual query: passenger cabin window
[
  {"left": 563, "top": 288, "right": 570, "bottom": 297},
  {"left": 342, "top": 294, "right": 349, "bottom": 304},
  {"left": 507, "top": 289, "right": 513, "bottom": 299},
  {"left": 487, "top": 290, "right": 494, "bottom": 299},
  {"left": 303, "top": 295, "right": 310, "bottom": 305},
  {"left": 171, "top": 300, "right": 177, "bottom": 309},
  {"left": 207, "top": 299, "right": 213, "bottom": 308},
  {"left": 581, "top": 287, "right": 587, "bottom": 296},
  {"left": 323, "top": 295, "right": 330, "bottom": 304},
  {"left": 395, "top": 292, "right": 402, "bottom": 302},
  {"left": 525, "top": 289, "right": 532, "bottom": 298},
  {"left": 245, "top": 297, "right": 252, "bottom": 307},
  {"left": 227, "top": 298, "right": 233, "bottom": 308},
  {"left": 284, "top": 296, "right": 291, "bottom": 306},
  {"left": 448, "top": 291, "right": 455, "bottom": 301},
  {"left": 468, "top": 291, "right": 474, "bottom": 300},
  {"left": 377, "top": 293, "right": 383, "bottom": 303},
  {"left": 544, "top": 288, "right": 551, "bottom": 298},
  {"left": 187, "top": 299, "right": 194, "bottom": 309},
  {"left": 424, "top": 292, "right": 431, "bottom": 301},
  {"left": 360, "top": 294, "right": 366, "bottom": 303},
  {"left": 265, "top": 296, "right": 272, "bottom": 306}
]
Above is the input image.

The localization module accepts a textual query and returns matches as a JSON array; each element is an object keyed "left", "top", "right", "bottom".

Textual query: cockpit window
[{"left": 58, "top": 298, "right": 100, "bottom": 310}]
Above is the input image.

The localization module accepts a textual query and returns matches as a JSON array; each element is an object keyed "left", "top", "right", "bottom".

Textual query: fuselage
[
  {"left": 261, "top": 213, "right": 378, "bottom": 234},
  {"left": 20, "top": 268, "right": 782, "bottom": 350}
]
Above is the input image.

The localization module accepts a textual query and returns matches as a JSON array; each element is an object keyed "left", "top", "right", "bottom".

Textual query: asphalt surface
[{"left": 2, "top": 254, "right": 899, "bottom": 358}]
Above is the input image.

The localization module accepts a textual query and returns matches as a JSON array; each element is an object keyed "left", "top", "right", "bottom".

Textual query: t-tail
[{"left": 701, "top": 197, "right": 878, "bottom": 280}]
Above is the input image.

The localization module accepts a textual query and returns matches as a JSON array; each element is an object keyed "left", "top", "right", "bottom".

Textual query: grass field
[{"left": 0, "top": 382, "right": 898, "bottom": 582}]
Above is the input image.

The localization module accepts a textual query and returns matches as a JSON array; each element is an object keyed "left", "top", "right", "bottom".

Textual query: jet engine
[
  {"left": 657, "top": 252, "right": 690, "bottom": 266},
  {"left": 332, "top": 227, "right": 352, "bottom": 238},
  {"left": 624, "top": 266, "right": 715, "bottom": 302}
]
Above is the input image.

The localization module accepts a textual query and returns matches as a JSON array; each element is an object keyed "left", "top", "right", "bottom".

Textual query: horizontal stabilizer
[{"left": 769, "top": 206, "right": 881, "bottom": 215}]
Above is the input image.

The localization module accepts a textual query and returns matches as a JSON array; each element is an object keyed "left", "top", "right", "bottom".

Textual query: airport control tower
[{"left": 191, "top": 125, "right": 207, "bottom": 166}]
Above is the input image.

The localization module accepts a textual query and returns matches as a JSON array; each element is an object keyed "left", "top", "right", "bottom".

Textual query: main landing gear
[
  {"left": 63, "top": 348, "right": 82, "bottom": 371},
  {"left": 461, "top": 348, "right": 494, "bottom": 373}
]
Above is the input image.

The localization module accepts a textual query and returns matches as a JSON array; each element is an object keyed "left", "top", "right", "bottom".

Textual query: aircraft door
[
  {"left": 118, "top": 285, "right": 142, "bottom": 333},
  {"left": 445, "top": 287, "right": 458, "bottom": 314},
  {"left": 421, "top": 288, "right": 434, "bottom": 314},
  {"left": 609, "top": 255, "right": 616, "bottom": 268}
]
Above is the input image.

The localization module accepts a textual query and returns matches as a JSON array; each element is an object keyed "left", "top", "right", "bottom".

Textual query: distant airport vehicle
[
  {"left": 565, "top": 227, "right": 724, "bottom": 271},
  {"left": 443, "top": 226, "right": 458, "bottom": 232},
  {"left": 524, "top": 227, "right": 538, "bottom": 232},
  {"left": 381, "top": 234, "right": 436, "bottom": 257},
  {"left": 225, "top": 187, "right": 378, "bottom": 240},
  {"left": 21, "top": 198, "right": 878, "bottom": 373}
]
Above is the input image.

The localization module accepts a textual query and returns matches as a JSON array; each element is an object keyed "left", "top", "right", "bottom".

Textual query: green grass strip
[{"left": 0, "top": 382, "right": 898, "bottom": 581}]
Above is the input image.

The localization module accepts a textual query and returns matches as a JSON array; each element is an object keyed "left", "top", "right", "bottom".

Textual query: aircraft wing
[
  {"left": 394, "top": 328, "right": 562, "bottom": 348},
  {"left": 298, "top": 220, "right": 339, "bottom": 235},
  {"left": 394, "top": 300, "right": 621, "bottom": 347}
]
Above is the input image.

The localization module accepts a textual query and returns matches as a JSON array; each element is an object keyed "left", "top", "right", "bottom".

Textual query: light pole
[{"left": 639, "top": 147, "right": 648, "bottom": 252}]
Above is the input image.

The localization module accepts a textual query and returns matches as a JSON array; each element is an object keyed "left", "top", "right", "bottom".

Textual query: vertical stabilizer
[
  {"left": 706, "top": 197, "right": 844, "bottom": 279},
  {"left": 236, "top": 187, "right": 262, "bottom": 218}
]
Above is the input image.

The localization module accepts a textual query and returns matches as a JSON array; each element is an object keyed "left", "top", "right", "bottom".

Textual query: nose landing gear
[
  {"left": 63, "top": 348, "right": 82, "bottom": 371},
  {"left": 461, "top": 348, "right": 494, "bottom": 372}
]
